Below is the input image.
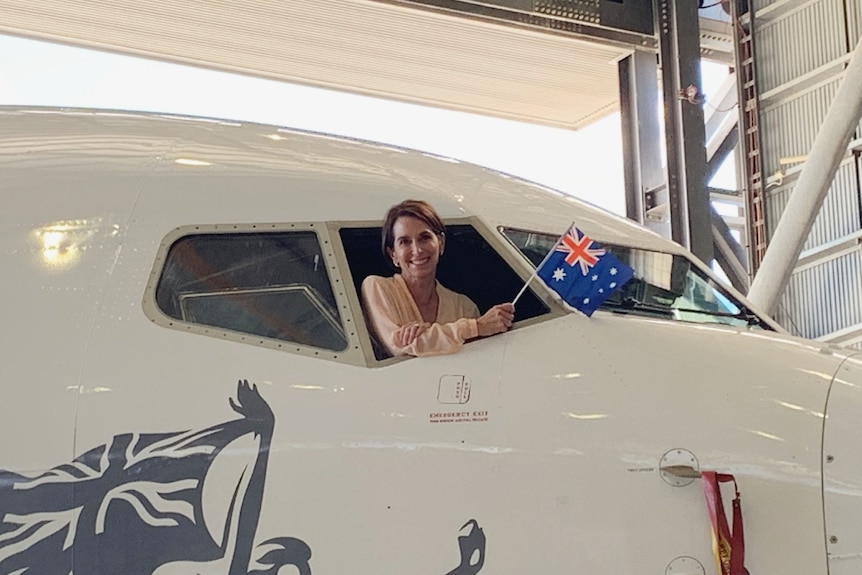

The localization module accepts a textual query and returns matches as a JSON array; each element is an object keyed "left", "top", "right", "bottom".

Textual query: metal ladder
[{"left": 732, "top": 0, "right": 767, "bottom": 276}]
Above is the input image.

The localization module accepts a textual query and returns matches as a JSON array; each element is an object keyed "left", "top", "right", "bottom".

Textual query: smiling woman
[{"left": 360, "top": 199, "right": 515, "bottom": 358}]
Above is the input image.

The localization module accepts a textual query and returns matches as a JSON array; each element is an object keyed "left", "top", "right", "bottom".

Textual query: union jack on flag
[
  {"left": 536, "top": 224, "right": 634, "bottom": 317},
  {"left": 554, "top": 227, "right": 607, "bottom": 275}
]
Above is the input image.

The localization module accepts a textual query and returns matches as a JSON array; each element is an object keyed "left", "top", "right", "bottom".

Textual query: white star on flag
[{"left": 531, "top": 223, "right": 635, "bottom": 317}]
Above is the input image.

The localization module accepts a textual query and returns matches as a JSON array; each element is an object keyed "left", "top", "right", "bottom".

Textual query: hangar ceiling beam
[
  {"left": 0, "top": 0, "right": 635, "bottom": 131},
  {"left": 748, "top": 37, "right": 862, "bottom": 315},
  {"left": 386, "top": 0, "right": 656, "bottom": 48}
]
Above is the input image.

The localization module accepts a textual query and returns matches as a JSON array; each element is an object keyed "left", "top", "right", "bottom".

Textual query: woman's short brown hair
[{"left": 381, "top": 199, "right": 446, "bottom": 261}]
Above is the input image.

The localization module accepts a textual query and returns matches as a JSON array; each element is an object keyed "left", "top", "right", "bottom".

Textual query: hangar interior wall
[{"left": 754, "top": 0, "right": 862, "bottom": 347}]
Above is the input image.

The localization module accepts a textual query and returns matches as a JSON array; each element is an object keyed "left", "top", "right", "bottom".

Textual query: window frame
[{"left": 142, "top": 222, "right": 368, "bottom": 366}]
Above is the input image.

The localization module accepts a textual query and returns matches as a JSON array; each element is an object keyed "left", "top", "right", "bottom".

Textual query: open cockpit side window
[
  {"left": 152, "top": 230, "right": 350, "bottom": 352},
  {"left": 339, "top": 223, "right": 551, "bottom": 360}
]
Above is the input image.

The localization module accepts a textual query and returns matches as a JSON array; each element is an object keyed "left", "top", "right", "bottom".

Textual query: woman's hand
[
  {"left": 476, "top": 303, "right": 515, "bottom": 337},
  {"left": 394, "top": 321, "right": 431, "bottom": 347}
]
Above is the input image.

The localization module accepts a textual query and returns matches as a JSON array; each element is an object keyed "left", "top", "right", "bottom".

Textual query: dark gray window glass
[{"left": 156, "top": 232, "right": 348, "bottom": 351}]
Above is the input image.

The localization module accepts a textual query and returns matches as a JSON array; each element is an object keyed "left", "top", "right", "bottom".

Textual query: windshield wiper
[
  {"left": 733, "top": 307, "right": 771, "bottom": 328},
  {"left": 674, "top": 306, "right": 765, "bottom": 327},
  {"left": 606, "top": 298, "right": 766, "bottom": 328},
  {"left": 603, "top": 297, "right": 673, "bottom": 316}
]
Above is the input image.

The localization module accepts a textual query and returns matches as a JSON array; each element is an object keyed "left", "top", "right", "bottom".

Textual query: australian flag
[{"left": 536, "top": 225, "right": 634, "bottom": 317}]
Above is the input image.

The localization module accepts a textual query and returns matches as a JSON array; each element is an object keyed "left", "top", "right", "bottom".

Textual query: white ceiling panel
[{"left": 0, "top": 0, "right": 633, "bottom": 129}]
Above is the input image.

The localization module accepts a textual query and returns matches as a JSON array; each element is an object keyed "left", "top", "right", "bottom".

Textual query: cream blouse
[{"left": 361, "top": 274, "right": 480, "bottom": 357}]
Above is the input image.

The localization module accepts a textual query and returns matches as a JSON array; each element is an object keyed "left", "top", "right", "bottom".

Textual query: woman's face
[{"left": 389, "top": 216, "right": 444, "bottom": 282}]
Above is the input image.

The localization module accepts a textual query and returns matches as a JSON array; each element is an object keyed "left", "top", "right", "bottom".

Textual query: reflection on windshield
[{"left": 501, "top": 227, "right": 770, "bottom": 330}]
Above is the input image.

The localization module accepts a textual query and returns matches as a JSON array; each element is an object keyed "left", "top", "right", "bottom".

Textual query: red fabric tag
[{"left": 702, "top": 471, "right": 747, "bottom": 575}]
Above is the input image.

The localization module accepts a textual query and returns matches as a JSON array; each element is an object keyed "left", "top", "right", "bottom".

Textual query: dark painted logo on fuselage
[{"left": 0, "top": 380, "right": 485, "bottom": 575}]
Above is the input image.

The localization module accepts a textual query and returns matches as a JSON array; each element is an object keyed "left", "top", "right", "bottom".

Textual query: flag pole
[
  {"left": 511, "top": 225, "right": 570, "bottom": 306},
  {"left": 511, "top": 273, "right": 537, "bottom": 306}
]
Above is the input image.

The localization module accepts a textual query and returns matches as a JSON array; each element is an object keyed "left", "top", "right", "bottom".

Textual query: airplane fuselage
[{"left": 2, "top": 107, "right": 861, "bottom": 575}]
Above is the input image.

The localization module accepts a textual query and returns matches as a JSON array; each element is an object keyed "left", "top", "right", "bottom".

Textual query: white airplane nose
[{"left": 822, "top": 354, "right": 862, "bottom": 569}]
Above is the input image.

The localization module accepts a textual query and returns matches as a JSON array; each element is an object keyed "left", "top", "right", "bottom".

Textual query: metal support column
[
  {"left": 655, "top": 0, "right": 713, "bottom": 264},
  {"left": 619, "top": 49, "right": 666, "bottom": 237},
  {"left": 706, "top": 126, "right": 739, "bottom": 184},
  {"left": 712, "top": 205, "right": 750, "bottom": 292}
]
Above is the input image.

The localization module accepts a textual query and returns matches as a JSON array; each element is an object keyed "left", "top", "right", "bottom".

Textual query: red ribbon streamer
[{"left": 702, "top": 471, "right": 747, "bottom": 575}]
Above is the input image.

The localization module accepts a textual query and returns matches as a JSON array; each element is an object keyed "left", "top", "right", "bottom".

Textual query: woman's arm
[{"left": 361, "top": 276, "right": 478, "bottom": 357}]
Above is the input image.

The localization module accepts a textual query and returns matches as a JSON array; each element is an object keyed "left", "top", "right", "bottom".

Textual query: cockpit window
[
  {"left": 501, "top": 227, "right": 771, "bottom": 330},
  {"left": 340, "top": 223, "right": 552, "bottom": 360},
  {"left": 155, "top": 232, "right": 349, "bottom": 351}
]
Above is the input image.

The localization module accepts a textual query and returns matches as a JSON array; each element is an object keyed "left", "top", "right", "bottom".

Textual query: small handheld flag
[{"left": 534, "top": 225, "right": 634, "bottom": 317}]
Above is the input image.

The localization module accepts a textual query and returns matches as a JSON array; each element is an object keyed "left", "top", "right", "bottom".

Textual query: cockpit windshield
[{"left": 501, "top": 227, "right": 772, "bottom": 330}]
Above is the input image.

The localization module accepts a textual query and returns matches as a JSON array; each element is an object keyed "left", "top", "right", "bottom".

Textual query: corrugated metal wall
[
  {"left": 759, "top": 80, "right": 840, "bottom": 180},
  {"left": 853, "top": 0, "right": 862, "bottom": 137},
  {"left": 853, "top": 0, "right": 862, "bottom": 49},
  {"left": 753, "top": 0, "right": 862, "bottom": 348},
  {"left": 755, "top": 0, "right": 847, "bottom": 92},
  {"left": 765, "top": 162, "right": 859, "bottom": 250},
  {"left": 775, "top": 250, "right": 862, "bottom": 339}
]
